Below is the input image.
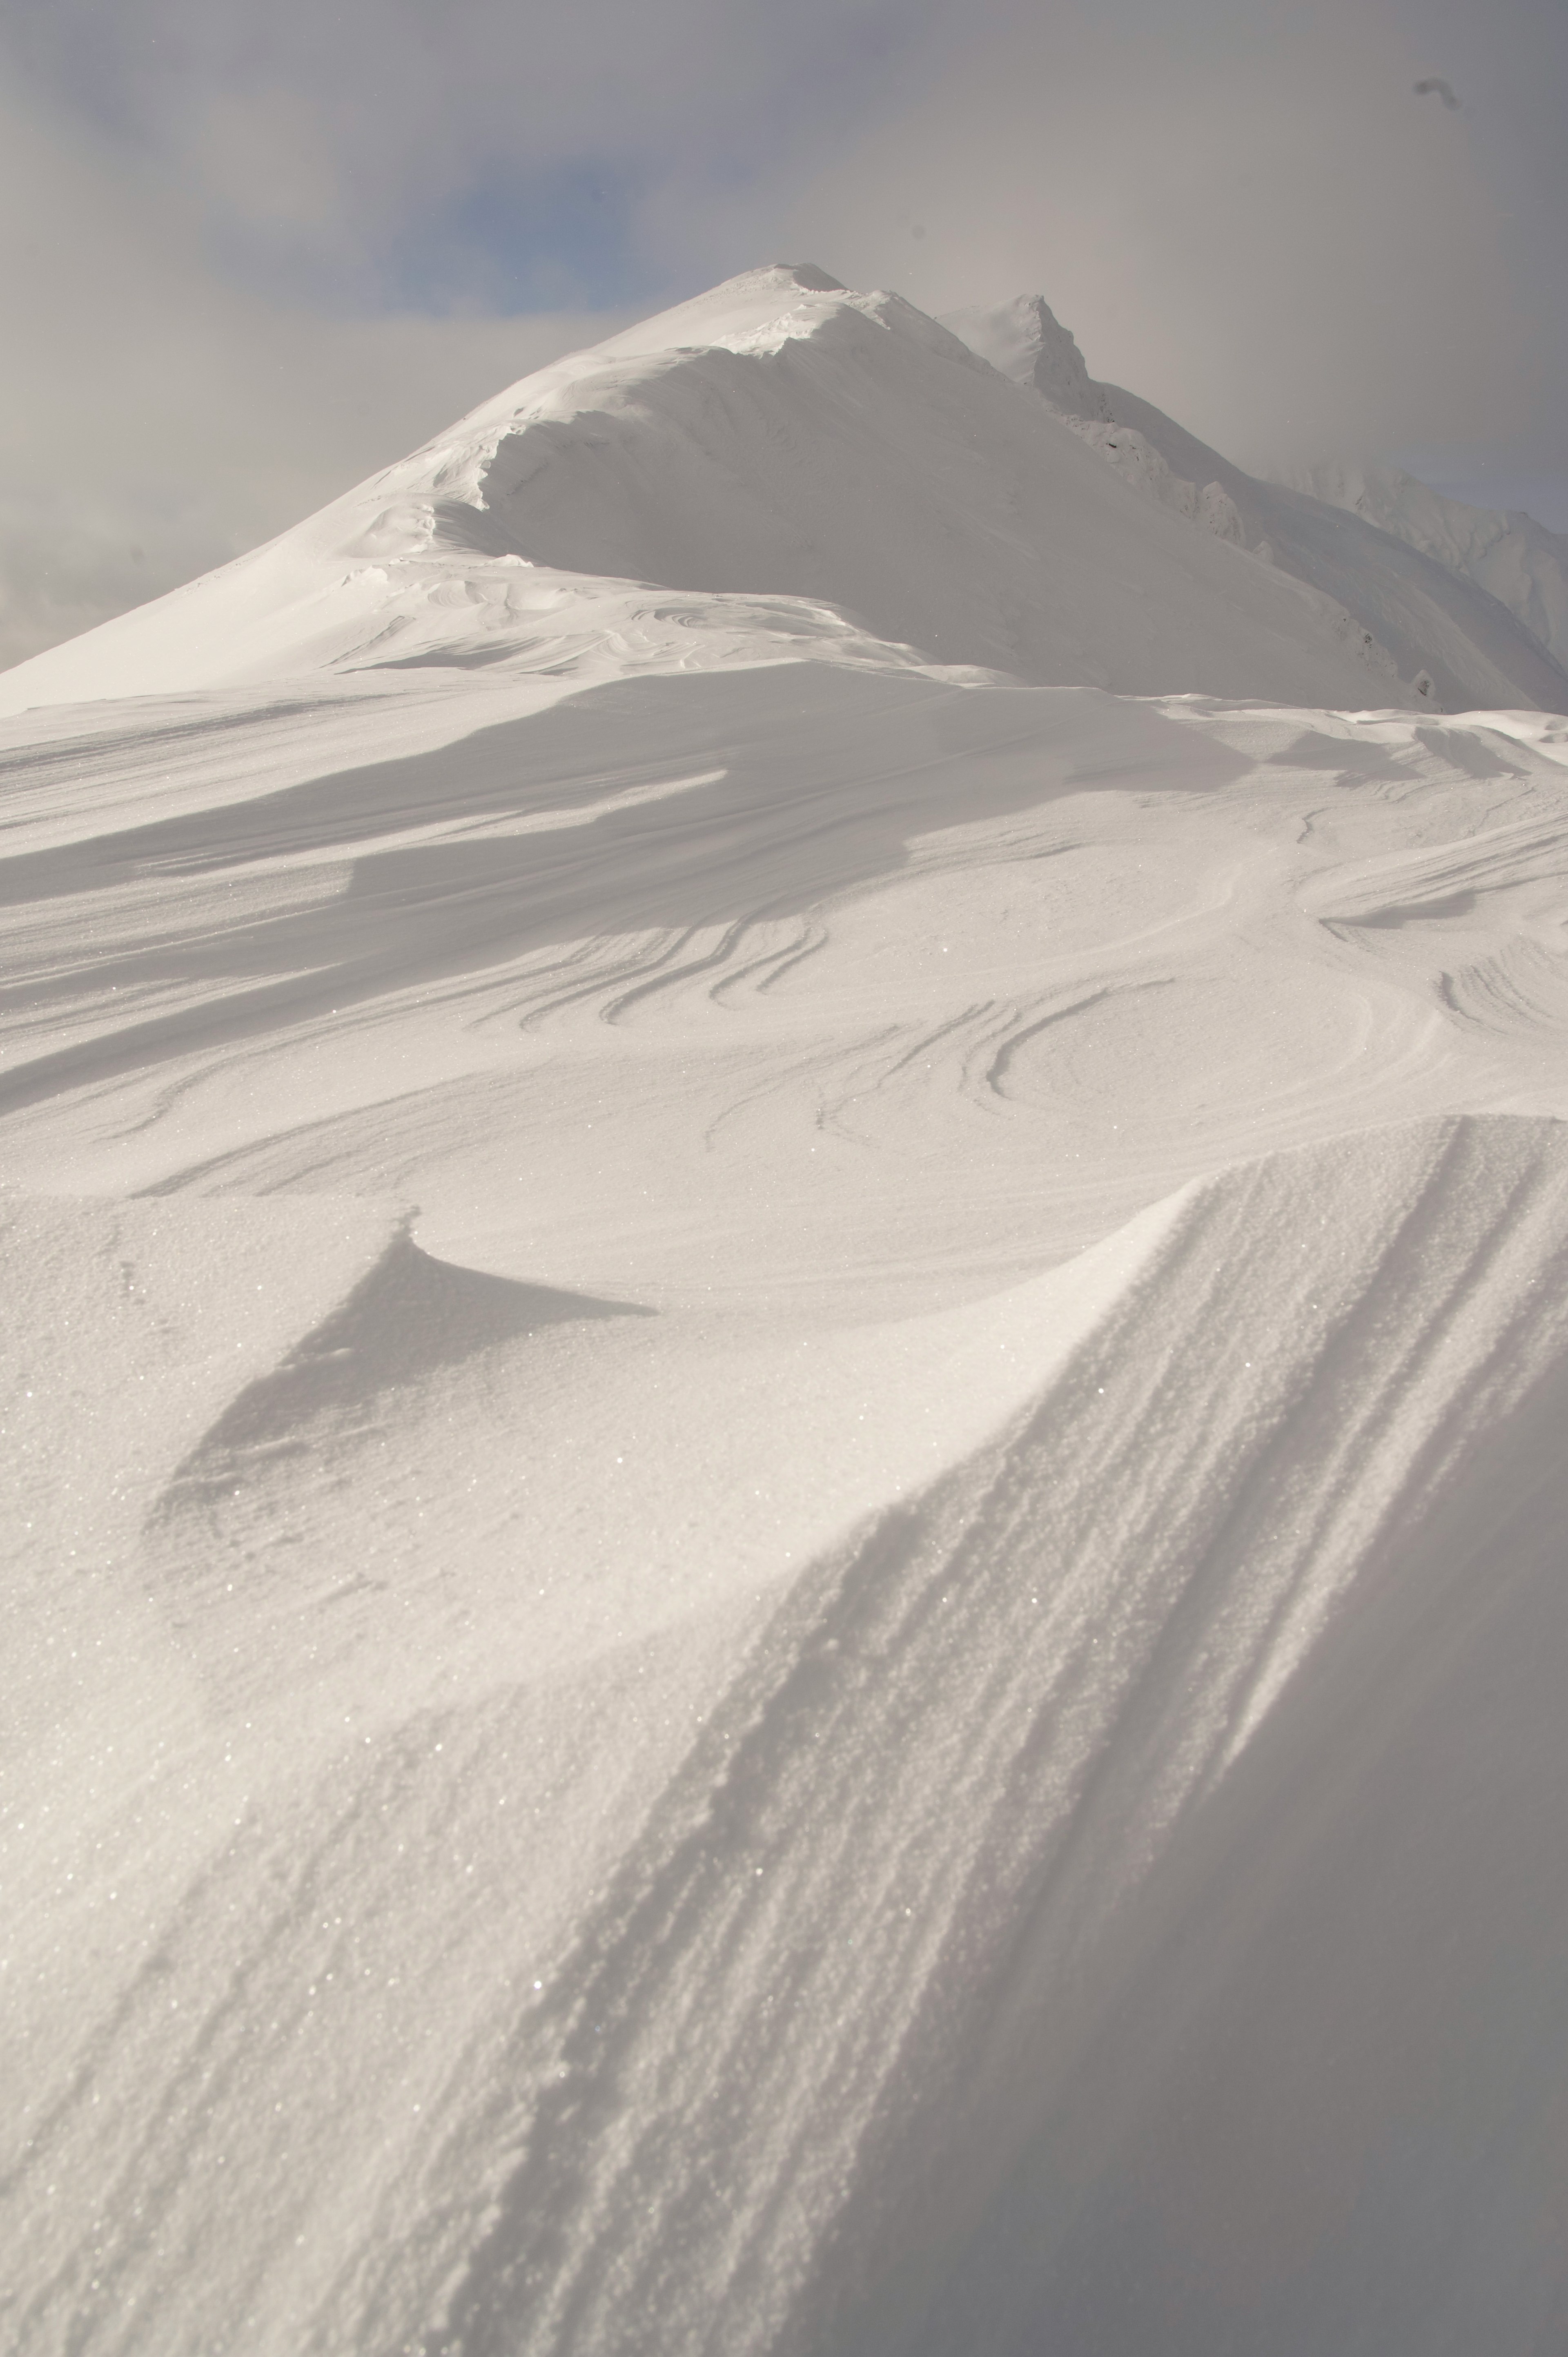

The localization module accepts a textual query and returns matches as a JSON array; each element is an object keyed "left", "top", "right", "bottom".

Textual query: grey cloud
[
  {"left": 0, "top": 66, "right": 625, "bottom": 669},
  {"left": 3, "top": 0, "right": 939, "bottom": 305},
  {"left": 751, "top": 0, "right": 1548, "bottom": 475}
]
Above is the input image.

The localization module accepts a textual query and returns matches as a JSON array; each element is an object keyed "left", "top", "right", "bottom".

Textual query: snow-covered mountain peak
[
  {"left": 460, "top": 263, "right": 969, "bottom": 403},
  {"left": 940, "top": 292, "right": 1111, "bottom": 422},
  {"left": 763, "top": 261, "right": 846, "bottom": 292},
  {"left": 943, "top": 295, "right": 1568, "bottom": 716},
  {"left": 581, "top": 261, "right": 853, "bottom": 362},
  {"left": 0, "top": 265, "right": 1429, "bottom": 716}
]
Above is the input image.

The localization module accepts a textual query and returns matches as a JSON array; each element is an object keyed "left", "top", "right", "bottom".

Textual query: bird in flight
[{"left": 1414, "top": 77, "right": 1460, "bottom": 108}]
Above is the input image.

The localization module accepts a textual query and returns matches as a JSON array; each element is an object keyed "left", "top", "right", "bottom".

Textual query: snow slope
[
  {"left": 0, "top": 265, "right": 1434, "bottom": 717},
  {"left": 1282, "top": 457, "right": 1568, "bottom": 672},
  {"left": 946, "top": 295, "right": 1568, "bottom": 716},
  {"left": 9, "top": 265, "right": 1568, "bottom": 2356}
]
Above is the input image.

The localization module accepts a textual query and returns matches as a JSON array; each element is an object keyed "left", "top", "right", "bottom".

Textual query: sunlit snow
[{"left": 6, "top": 264, "right": 1568, "bottom": 2356}]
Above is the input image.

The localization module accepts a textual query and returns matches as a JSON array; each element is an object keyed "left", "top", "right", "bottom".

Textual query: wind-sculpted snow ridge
[
  {"left": 411, "top": 1117, "right": 1568, "bottom": 2357},
  {"left": 0, "top": 264, "right": 1448, "bottom": 718},
  {"left": 6, "top": 665, "right": 1568, "bottom": 1284},
  {"left": 945, "top": 297, "right": 1568, "bottom": 717}
]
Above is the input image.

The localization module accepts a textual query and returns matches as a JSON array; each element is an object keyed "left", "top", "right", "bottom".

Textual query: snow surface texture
[
  {"left": 946, "top": 294, "right": 1568, "bottom": 717},
  {"left": 8, "top": 264, "right": 1568, "bottom": 2353}
]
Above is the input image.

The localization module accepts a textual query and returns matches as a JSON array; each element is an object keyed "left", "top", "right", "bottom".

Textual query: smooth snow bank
[
  {"left": 0, "top": 265, "right": 1426, "bottom": 717},
  {"left": 470, "top": 1113, "right": 1568, "bottom": 2357},
  {"left": 1282, "top": 457, "right": 1568, "bottom": 671},
  {"left": 945, "top": 298, "right": 1568, "bottom": 717},
  {"left": 804, "top": 1119, "right": 1568, "bottom": 2357}
]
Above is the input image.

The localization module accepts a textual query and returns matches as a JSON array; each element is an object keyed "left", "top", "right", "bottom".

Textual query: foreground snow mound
[
  {"left": 9, "top": 1117, "right": 1568, "bottom": 2355},
  {"left": 947, "top": 298, "right": 1568, "bottom": 716},
  {"left": 1282, "top": 457, "right": 1568, "bottom": 672},
  {"left": 0, "top": 265, "right": 1427, "bottom": 715}
]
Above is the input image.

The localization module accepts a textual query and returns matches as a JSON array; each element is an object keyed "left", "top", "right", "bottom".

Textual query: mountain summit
[
  {"left": 10, "top": 262, "right": 1549, "bottom": 718},
  {"left": 941, "top": 292, "right": 1112, "bottom": 423}
]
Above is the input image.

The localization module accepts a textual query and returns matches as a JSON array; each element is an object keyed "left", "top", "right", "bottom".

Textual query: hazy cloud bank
[{"left": 0, "top": 65, "right": 631, "bottom": 669}]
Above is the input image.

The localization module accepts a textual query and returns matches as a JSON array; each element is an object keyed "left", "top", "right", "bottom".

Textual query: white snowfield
[{"left": 7, "top": 263, "right": 1568, "bottom": 2354}]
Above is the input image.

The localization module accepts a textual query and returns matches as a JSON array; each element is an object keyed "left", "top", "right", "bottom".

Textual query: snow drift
[{"left": 11, "top": 1114, "right": 1568, "bottom": 2354}]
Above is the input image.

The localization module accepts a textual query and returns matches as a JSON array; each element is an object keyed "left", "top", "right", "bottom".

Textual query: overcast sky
[{"left": 2, "top": 0, "right": 1564, "bottom": 670}]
